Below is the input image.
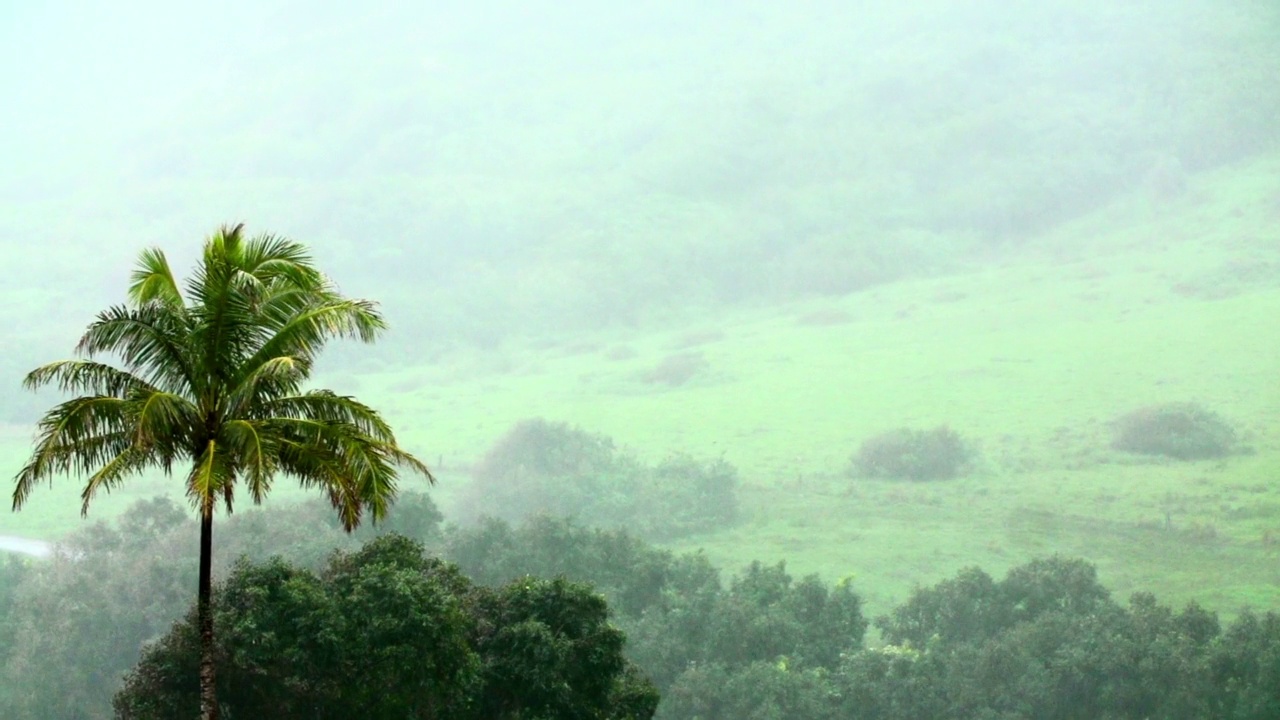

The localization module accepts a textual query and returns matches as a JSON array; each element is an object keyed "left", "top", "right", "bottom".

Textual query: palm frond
[
  {"left": 134, "top": 390, "right": 198, "bottom": 448},
  {"left": 79, "top": 447, "right": 152, "bottom": 516},
  {"left": 240, "top": 234, "right": 325, "bottom": 291},
  {"left": 221, "top": 419, "right": 277, "bottom": 504},
  {"left": 13, "top": 430, "right": 133, "bottom": 509},
  {"left": 28, "top": 396, "right": 136, "bottom": 460},
  {"left": 185, "top": 225, "right": 260, "bottom": 388},
  {"left": 272, "top": 417, "right": 431, "bottom": 530},
  {"left": 262, "top": 391, "right": 396, "bottom": 441},
  {"left": 23, "top": 360, "right": 155, "bottom": 398},
  {"left": 275, "top": 432, "right": 360, "bottom": 528},
  {"left": 186, "top": 438, "right": 233, "bottom": 512},
  {"left": 75, "top": 304, "right": 194, "bottom": 395},
  {"left": 223, "top": 355, "right": 309, "bottom": 418},
  {"left": 128, "top": 247, "right": 185, "bottom": 310},
  {"left": 242, "top": 299, "right": 386, "bottom": 379}
]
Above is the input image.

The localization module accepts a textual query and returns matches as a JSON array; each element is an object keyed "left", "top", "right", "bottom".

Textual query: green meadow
[
  {"left": 393, "top": 158, "right": 1280, "bottom": 618},
  {"left": 9, "top": 154, "right": 1275, "bottom": 620}
]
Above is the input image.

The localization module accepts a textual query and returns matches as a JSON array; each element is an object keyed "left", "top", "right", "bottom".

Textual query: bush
[
  {"left": 637, "top": 454, "right": 740, "bottom": 539},
  {"left": 850, "top": 425, "right": 972, "bottom": 481},
  {"left": 1110, "top": 402, "right": 1237, "bottom": 460},
  {"left": 640, "top": 352, "right": 711, "bottom": 387},
  {"left": 459, "top": 419, "right": 740, "bottom": 540}
]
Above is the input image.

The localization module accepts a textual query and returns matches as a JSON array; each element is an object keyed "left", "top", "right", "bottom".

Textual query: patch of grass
[
  {"left": 670, "top": 330, "right": 725, "bottom": 350},
  {"left": 795, "top": 308, "right": 853, "bottom": 327}
]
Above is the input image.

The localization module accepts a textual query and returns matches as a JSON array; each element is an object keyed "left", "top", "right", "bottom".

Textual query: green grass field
[{"left": 4, "top": 155, "right": 1278, "bottom": 620}]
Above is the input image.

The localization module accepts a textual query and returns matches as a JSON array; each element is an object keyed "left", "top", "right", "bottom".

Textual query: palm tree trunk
[{"left": 198, "top": 500, "right": 218, "bottom": 720}]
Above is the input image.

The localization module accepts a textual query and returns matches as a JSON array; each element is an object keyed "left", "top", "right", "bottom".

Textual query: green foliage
[
  {"left": 0, "top": 494, "right": 445, "bottom": 719},
  {"left": 446, "top": 515, "right": 674, "bottom": 617},
  {"left": 114, "top": 534, "right": 652, "bottom": 719},
  {"left": 446, "top": 515, "right": 868, "bottom": 711},
  {"left": 851, "top": 425, "right": 973, "bottom": 481},
  {"left": 13, "top": 226, "right": 430, "bottom": 526},
  {"left": 470, "top": 576, "right": 652, "bottom": 719},
  {"left": 1206, "top": 609, "right": 1280, "bottom": 719},
  {"left": 320, "top": 538, "right": 480, "bottom": 718},
  {"left": 459, "top": 418, "right": 739, "bottom": 539},
  {"left": 847, "top": 558, "right": 1280, "bottom": 720},
  {"left": 0, "top": 503, "right": 193, "bottom": 720},
  {"left": 0, "top": 555, "right": 30, "bottom": 711},
  {"left": 1110, "top": 402, "right": 1238, "bottom": 460},
  {"left": 9, "top": 495, "right": 1280, "bottom": 719},
  {"left": 876, "top": 556, "right": 1109, "bottom": 649},
  {"left": 115, "top": 536, "right": 479, "bottom": 719}
]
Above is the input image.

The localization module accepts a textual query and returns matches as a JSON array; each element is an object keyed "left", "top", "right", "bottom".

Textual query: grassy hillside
[
  {"left": 8, "top": 152, "right": 1275, "bottom": 620},
  {"left": 391, "top": 155, "right": 1280, "bottom": 617}
]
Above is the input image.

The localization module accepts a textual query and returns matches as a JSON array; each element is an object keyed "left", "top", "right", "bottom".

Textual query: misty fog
[{"left": 2, "top": 1, "right": 1279, "bottom": 717}]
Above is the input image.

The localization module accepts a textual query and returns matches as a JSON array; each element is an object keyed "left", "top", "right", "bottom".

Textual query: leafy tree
[
  {"left": 114, "top": 536, "right": 479, "bottom": 719},
  {"left": 876, "top": 556, "right": 1110, "bottom": 650},
  {"left": 446, "top": 515, "right": 866, "bottom": 712},
  {"left": 114, "top": 535, "right": 654, "bottom": 719},
  {"left": 470, "top": 575, "right": 659, "bottom": 719},
  {"left": 12, "top": 224, "right": 431, "bottom": 719},
  {"left": 447, "top": 515, "right": 675, "bottom": 617},
  {"left": 0, "top": 501, "right": 194, "bottom": 720},
  {"left": 847, "top": 558, "right": 1240, "bottom": 720},
  {"left": 1206, "top": 609, "right": 1280, "bottom": 719},
  {"left": 874, "top": 566, "right": 1007, "bottom": 649}
]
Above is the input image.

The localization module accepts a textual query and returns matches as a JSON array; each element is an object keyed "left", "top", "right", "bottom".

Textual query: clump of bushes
[
  {"left": 1110, "top": 402, "right": 1237, "bottom": 460},
  {"left": 851, "top": 425, "right": 972, "bottom": 481},
  {"left": 639, "top": 352, "right": 710, "bottom": 387},
  {"left": 457, "top": 418, "right": 739, "bottom": 540}
]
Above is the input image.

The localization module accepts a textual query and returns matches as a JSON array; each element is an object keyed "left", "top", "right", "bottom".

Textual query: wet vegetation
[
  {"left": 457, "top": 418, "right": 740, "bottom": 540},
  {"left": 3, "top": 0, "right": 1280, "bottom": 717},
  {"left": 851, "top": 425, "right": 974, "bottom": 481},
  {"left": 1111, "top": 402, "right": 1241, "bottom": 461},
  {"left": 4, "top": 498, "right": 1280, "bottom": 718}
]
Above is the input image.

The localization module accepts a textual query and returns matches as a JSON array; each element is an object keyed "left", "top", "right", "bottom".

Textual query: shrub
[
  {"left": 639, "top": 352, "right": 710, "bottom": 387},
  {"left": 851, "top": 425, "right": 972, "bottom": 481},
  {"left": 1110, "top": 402, "right": 1237, "bottom": 460},
  {"left": 459, "top": 419, "right": 740, "bottom": 540},
  {"left": 636, "top": 454, "right": 740, "bottom": 539},
  {"left": 472, "top": 418, "right": 617, "bottom": 487}
]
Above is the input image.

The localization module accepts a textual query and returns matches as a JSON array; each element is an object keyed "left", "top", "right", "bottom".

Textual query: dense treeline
[{"left": 2, "top": 496, "right": 1279, "bottom": 718}]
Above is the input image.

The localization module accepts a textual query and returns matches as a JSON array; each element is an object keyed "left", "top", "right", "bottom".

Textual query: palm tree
[{"left": 12, "top": 224, "right": 432, "bottom": 720}]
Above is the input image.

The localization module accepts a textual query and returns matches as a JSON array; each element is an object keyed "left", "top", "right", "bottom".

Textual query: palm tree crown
[{"left": 14, "top": 223, "right": 431, "bottom": 524}]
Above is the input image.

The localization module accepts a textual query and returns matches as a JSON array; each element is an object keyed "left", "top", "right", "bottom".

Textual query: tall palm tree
[{"left": 12, "top": 224, "right": 432, "bottom": 720}]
